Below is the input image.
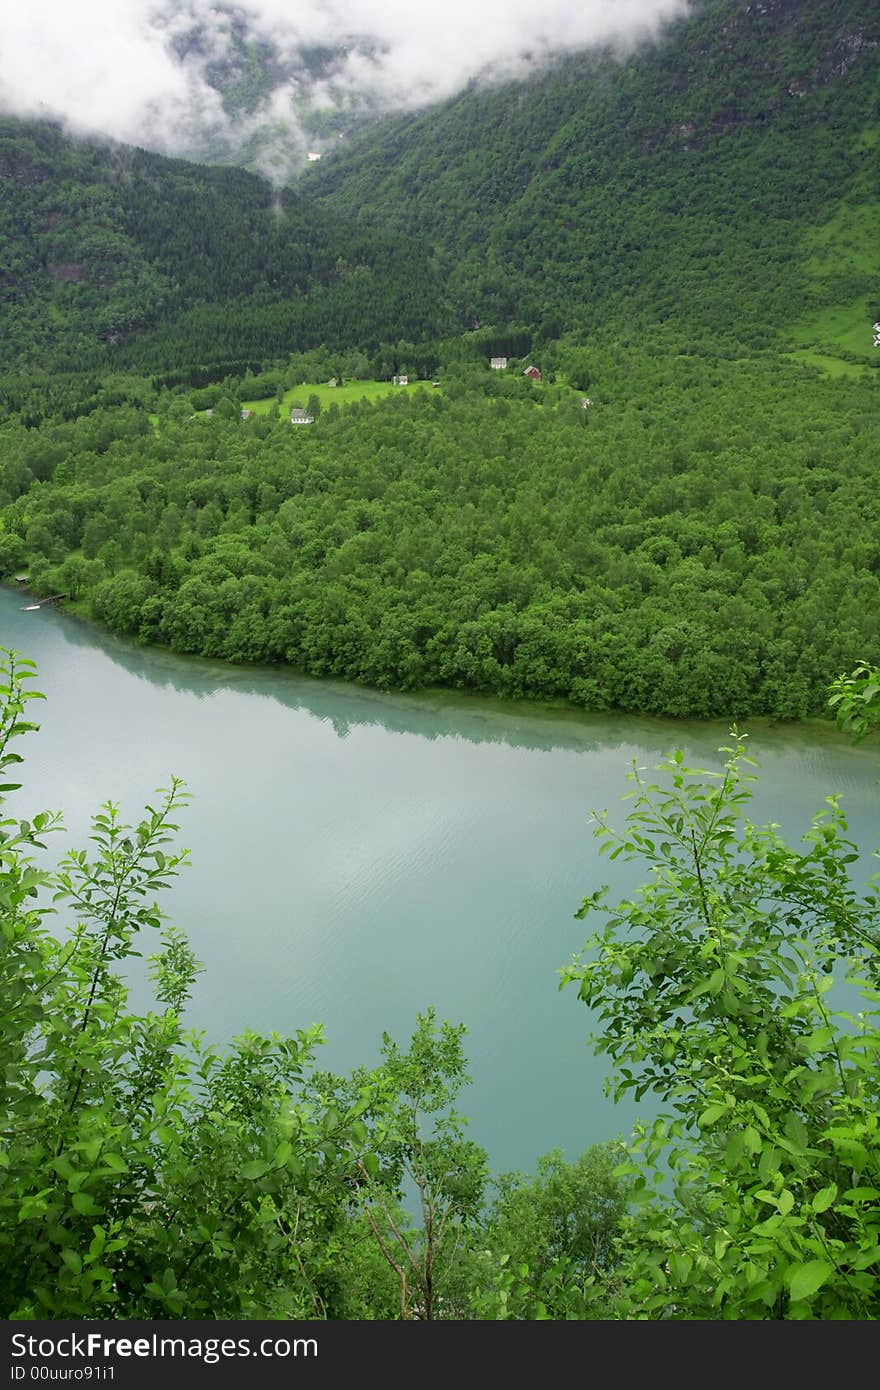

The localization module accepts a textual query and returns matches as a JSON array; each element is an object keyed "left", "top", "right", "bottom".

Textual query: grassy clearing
[
  {"left": 786, "top": 194, "right": 879, "bottom": 374},
  {"left": 802, "top": 202, "right": 880, "bottom": 280},
  {"left": 853, "top": 125, "right": 880, "bottom": 152},
  {"left": 242, "top": 379, "right": 439, "bottom": 416},
  {"left": 789, "top": 297, "right": 876, "bottom": 359},
  {"left": 782, "top": 350, "right": 874, "bottom": 379}
]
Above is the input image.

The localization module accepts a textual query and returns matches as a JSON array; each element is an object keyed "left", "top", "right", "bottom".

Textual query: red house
[{"left": 523, "top": 365, "right": 541, "bottom": 381}]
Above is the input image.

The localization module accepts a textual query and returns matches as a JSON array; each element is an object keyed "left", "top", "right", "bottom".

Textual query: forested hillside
[
  {"left": 2, "top": 353, "right": 877, "bottom": 718},
  {"left": 0, "top": 0, "right": 877, "bottom": 720},
  {"left": 309, "top": 0, "right": 879, "bottom": 365},
  {"left": 2, "top": 1, "right": 877, "bottom": 382},
  {"left": 0, "top": 120, "right": 455, "bottom": 379},
  {"left": 305, "top": 0, "right": 873, "bottom": 364},
  {"left": 310, "top": 0, "right": 878, "bottom": 353}
]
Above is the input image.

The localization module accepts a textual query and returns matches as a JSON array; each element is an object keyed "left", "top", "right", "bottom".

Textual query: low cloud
[{"left": 0, "top": 0, "right": 690, "bottom": 169}]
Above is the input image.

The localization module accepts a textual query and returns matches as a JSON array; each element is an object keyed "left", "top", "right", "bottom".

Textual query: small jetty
[{"left": 19, "top": 593, "right": 65, "bottom": 612}]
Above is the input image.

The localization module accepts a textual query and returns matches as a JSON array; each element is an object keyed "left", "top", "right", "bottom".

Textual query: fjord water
[{"left": 3, "top": 586, "right": 879, "bottom": 1174}]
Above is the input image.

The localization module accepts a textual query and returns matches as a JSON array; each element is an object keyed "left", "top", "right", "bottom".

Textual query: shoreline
[{"left": 2, "top": 582, "right": 865, "bottom": 757}]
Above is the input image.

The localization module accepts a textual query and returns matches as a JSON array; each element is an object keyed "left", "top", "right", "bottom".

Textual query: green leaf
[
  {"left": 786, "top": 1260, "right": 833, "bottom": 1302},
  {"left": 745, "top": 1279, "right": 779, "bottom": 1309},
  {"left": 71, "top": 1192, "right": 101, "bottom": 1216},
  {"left": 241, "top": 1160, "right": 268, "bottom": 1181},
  {"left": 725, "top": 1130, "right": 748, "bottom": 1165},
  {"left": 811, "top": 1184, "right": 837, "bottom": 1213},
  {"left": 743, "top": 1126, "right": 761, "bottom": 1155},
  {"left": 61, "top": 1249, "right": 82, "bottom": 1275},
  {"left": 783, "top": 1113, "right": 809, "bottom": 1152},
  {"left": 851, "top": 1246, "right": 880, "bottom": 1271},
  {"left": 840, "top": 1187, "right": 880, "bottom": 1205}
]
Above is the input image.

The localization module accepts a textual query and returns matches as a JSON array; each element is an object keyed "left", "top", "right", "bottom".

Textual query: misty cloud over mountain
[{"left": 0, "top": 0, "right": 689, "bottom": 175}]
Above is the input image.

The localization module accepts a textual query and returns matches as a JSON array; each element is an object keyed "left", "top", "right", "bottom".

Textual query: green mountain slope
[
  {"left": 1, "top": 1, "right": 876, "bottom": 380},
  {"left": 307, "top": 0, "right": 880, "bottom": 366},
  {"left": 0, "top": 120, "right": 456, "bottom": 380}
]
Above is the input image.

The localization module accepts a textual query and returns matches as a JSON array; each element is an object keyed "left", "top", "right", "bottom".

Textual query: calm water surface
[{"left": 2, "top": 587, "right": 878, "bottom": 1174}]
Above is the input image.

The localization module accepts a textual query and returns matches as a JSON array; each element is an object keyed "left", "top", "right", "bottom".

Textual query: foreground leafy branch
[
  {"left": 0, "top": 647, "right": 389, "bottom": 1318},
  {"left": 563, "top": 728, "right": 880, "bottom": 1319},
  {"left": 829, "top": 662, "right": 880, "bottom": 744}
]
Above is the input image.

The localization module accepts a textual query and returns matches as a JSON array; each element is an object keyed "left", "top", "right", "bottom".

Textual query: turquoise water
[{"left": 2, "top": 587, "right": 878, "bottom": 1175}]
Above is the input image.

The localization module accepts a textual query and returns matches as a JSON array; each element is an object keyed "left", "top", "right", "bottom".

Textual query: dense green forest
[
  {"left": 0, "top": 121, "right": 455, "bottom": 380},
  {"left": 2, "top": 0, "right": 878, "bottom": 382},
  {"left": 1, "top": 352, "right": 878, "bottom": 718},
  {"left": 0, "top": 0, "right": 877, "bottom": 722},
  {"left": 307, "top": 0, "right": 879, "bottom": 363}
]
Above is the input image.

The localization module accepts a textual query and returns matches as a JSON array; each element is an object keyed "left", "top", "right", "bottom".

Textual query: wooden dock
[{"left": 19, "top": 593, "right": 65, "bottom": 612}]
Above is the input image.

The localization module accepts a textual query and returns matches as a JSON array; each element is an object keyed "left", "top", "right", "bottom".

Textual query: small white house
[
  {"left": 307, "top": 152, "right": 322, "bottom": 161},
  {"left": 392, "top": 374, "right": 409, "bottom": 386},
  {"left": 240, "top": 408, "right": 253, "bottom": 420},
  {"left": 290, "top": 408, "right": 315, "bottom": 425},
  {"left": 490, "top": 356, "right": 508, "bottom": 369}
]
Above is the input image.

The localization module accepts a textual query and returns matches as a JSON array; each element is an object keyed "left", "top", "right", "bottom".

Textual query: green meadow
[
  {"left": 783, "top": 349, "right": 875, "bottom": 379},
  {"left": 242, "top": 378, "right": 439, "bottom": 416}
]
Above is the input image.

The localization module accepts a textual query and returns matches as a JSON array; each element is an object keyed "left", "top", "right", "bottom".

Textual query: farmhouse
[
  {"left": 392, "top": 374, "right": 409, "bottom": 386},
  {"left": 290, "top": 408, "right": 315, "bottom": 425},
  {"left": 490, "top": 356, "right": 508, "bottom": 369},
  {"left": 523, "top": 365, "right": 541, "bottom": 381}
]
